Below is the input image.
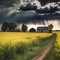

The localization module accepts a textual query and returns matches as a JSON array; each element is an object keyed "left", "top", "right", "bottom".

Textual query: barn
[{"left": 37, "top": 27, "right": 48, "bottom": 32}]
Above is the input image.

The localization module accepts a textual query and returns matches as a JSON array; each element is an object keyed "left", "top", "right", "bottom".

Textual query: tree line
[
  {"left": 1, "top": 22, "right": 53, "bottom": 33},
  {"left": 1, "top": 22, "right": 28, "bottom": 32}
]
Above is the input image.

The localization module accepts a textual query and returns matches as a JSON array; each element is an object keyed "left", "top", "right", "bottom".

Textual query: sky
[{"left": 0, "top": 0, "right": 60, "bottom": 30}]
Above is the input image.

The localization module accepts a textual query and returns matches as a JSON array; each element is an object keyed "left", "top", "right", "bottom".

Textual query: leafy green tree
[
  {"left": 48, "top": 24, "right": 53, "bottom": 33},
  {"left": 21, "top": 24, "right": 28, "bottom": 32},
  {"left": 8, "top": 22, "right": 17, "bottom": 32},
  {"left": 1, "top": 22, "right": 17, "bottom": 32},
  {"left": 1, "top": 22, "right": 9, "bottom": 32}
]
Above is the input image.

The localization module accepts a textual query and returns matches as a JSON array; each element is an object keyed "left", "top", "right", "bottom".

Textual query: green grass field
[{"left": 0, "top": 32, "right": 56, "bottom": 60}]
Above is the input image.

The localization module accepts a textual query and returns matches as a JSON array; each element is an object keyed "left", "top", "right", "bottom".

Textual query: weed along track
[
  {"left": 32, "top": 34, "right": 56, "bottom": 60},
  {"left": 32, "top": 41, "right": 53, "bottom": 60}
]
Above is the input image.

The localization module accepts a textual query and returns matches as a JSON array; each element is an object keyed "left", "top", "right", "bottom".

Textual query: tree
[
  {"left": 1, "top": 22, "right": 9, "bottom": 31},
  {"left": 1, "top": 22, "right": 17, "bottom": 32},
  {"left": 21, "top": 24, "right": 28, "bottom": 32},
  {"left": 48, "top": 24, "right": 53, "bottom": 33},
  {"left": 29, "top": 28, "right": 36, "bottom": 32},
  {"left": 8, "top": 22, "right": 17, "bottom": 32}
]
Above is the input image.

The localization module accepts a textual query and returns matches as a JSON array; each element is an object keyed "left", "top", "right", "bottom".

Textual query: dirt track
[{"left": 32, "top": 40, "right": 53, "bottom": 60}]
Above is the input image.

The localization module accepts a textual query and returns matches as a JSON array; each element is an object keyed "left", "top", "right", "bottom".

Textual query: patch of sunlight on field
[
  {"left": 0, "top": 32, "right": 52, "bottom": 46},
  {"left": 55, "top": 32, "right": 60, "bottom": 46},
  {"left": 56, "top": 32, "right": 60, "bottom": 46}
]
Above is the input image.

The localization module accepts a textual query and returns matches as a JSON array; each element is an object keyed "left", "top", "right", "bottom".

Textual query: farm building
[{"left": 37, "top": 27, "right": 48, "bottom": 32}]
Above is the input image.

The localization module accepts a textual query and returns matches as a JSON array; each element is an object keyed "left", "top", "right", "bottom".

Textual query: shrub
[
  {"left": 0, "top": 44, "right": 4, "bottom": 60},
  {"left": 15, "top": 43, "right": 27, "bottom": 55},
  {"left": 4, "top": 44, "right": 15, "bottom": 60}
]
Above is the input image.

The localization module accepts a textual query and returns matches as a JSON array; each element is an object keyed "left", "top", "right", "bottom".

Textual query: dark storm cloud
[
  {"left": 20, "top": 4, "right": 37, "bottom": 11},
  {"left": 0, "top": 0, "right": 20, "bottom": 7},
  {"left": 0, "top": 0, "right": 60, "bottom": 24},
  {"left": 38, "top": 0, "right": 60, "bottom": 5},
  {"left": 0, "top": 10, "right": 60, "bottom": 24},
  {"left": 35, "top": 6, "right": 59, "bottom": 13},
  {"left": 19, "top": 1, "right": 60, "bottom": 13}
]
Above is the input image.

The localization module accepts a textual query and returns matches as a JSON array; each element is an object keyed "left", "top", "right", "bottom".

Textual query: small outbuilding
[
  {"left": 29, "top": 28, "right": 36, "bottom": 32},
  {"left": 37, "top": 27, "right": 48, "bottom": 32}
]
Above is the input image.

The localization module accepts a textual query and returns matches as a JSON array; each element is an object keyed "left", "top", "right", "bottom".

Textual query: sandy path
[{"left": 32, "top": 40, "right": 54, "bottom": 60}]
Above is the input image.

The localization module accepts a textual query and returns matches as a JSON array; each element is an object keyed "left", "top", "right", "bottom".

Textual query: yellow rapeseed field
[
  {"left": 55, "top": 32, "right": 60, "bottom": 46},
  {"left": 54, "top": 32, "right": 60, "bottom": 53},
  {"left": 0, "top": 32, "right": 52, "bottom": 46}
]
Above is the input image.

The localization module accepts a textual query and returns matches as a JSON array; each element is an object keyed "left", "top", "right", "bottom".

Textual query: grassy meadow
[{"left": 0, "top": 32, "right": 56, "bottom": 60}]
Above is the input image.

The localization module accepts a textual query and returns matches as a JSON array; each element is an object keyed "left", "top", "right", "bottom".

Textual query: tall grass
[
  {"left": 0, "top": 43, "right": 4, "bottom": 60},
  {"left": 0, "top": 43, "right": 15, "bottom": 60},
  {"left": 4, "top": 44, "right": 15, "bottom": 60}
]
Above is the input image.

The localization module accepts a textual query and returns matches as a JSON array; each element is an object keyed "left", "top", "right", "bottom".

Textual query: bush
[
  {"left": 0, "top": 43, "right": 15, "bottom": 60},
  {"left": 15, "top": 43, "right": 27, "bottom": 55},
  {"left": 0, "top": 44, "right": 4, "bottom": 60},
  {"left": 4, "top": 44, "right": 15, "bottom": 60}
]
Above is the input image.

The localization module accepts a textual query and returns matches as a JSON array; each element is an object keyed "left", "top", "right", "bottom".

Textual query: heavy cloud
[
  {"left": 38, "top": 0, "right": 60, "bottom": 5},
  {"left": 0, "top": 0, "right": 20, "bottom": 7}
]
